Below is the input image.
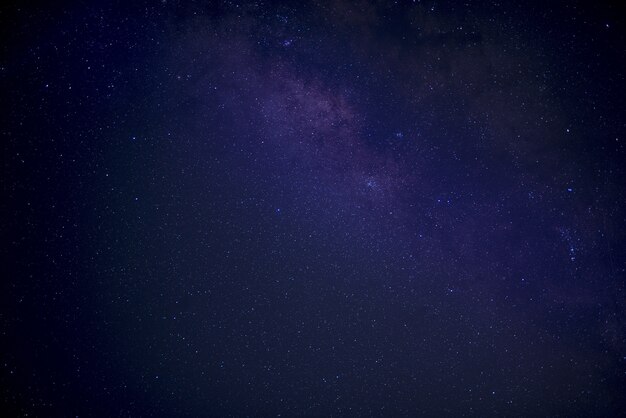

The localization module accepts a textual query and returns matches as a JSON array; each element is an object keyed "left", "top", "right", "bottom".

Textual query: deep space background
[{"left": 2, "top": 0, "right": 626, "bottom": 416}]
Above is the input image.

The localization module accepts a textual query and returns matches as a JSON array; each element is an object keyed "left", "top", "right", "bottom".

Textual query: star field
[{"left": 1, "top": 0, "right": 626, "bottom": 416}]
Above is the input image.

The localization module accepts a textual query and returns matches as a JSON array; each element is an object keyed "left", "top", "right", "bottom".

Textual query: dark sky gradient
[{"left": 2, "top": 0, "right": 626, "bottom": 416}]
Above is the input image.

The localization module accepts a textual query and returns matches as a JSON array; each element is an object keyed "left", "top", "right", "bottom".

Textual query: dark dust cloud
[{"left": 2, "top": 0, "right": 626, "bottom": 416}]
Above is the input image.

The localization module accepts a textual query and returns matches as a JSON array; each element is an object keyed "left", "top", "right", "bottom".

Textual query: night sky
[{"left": 2, "top": 0, "right": 626, "bottom": 416}]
